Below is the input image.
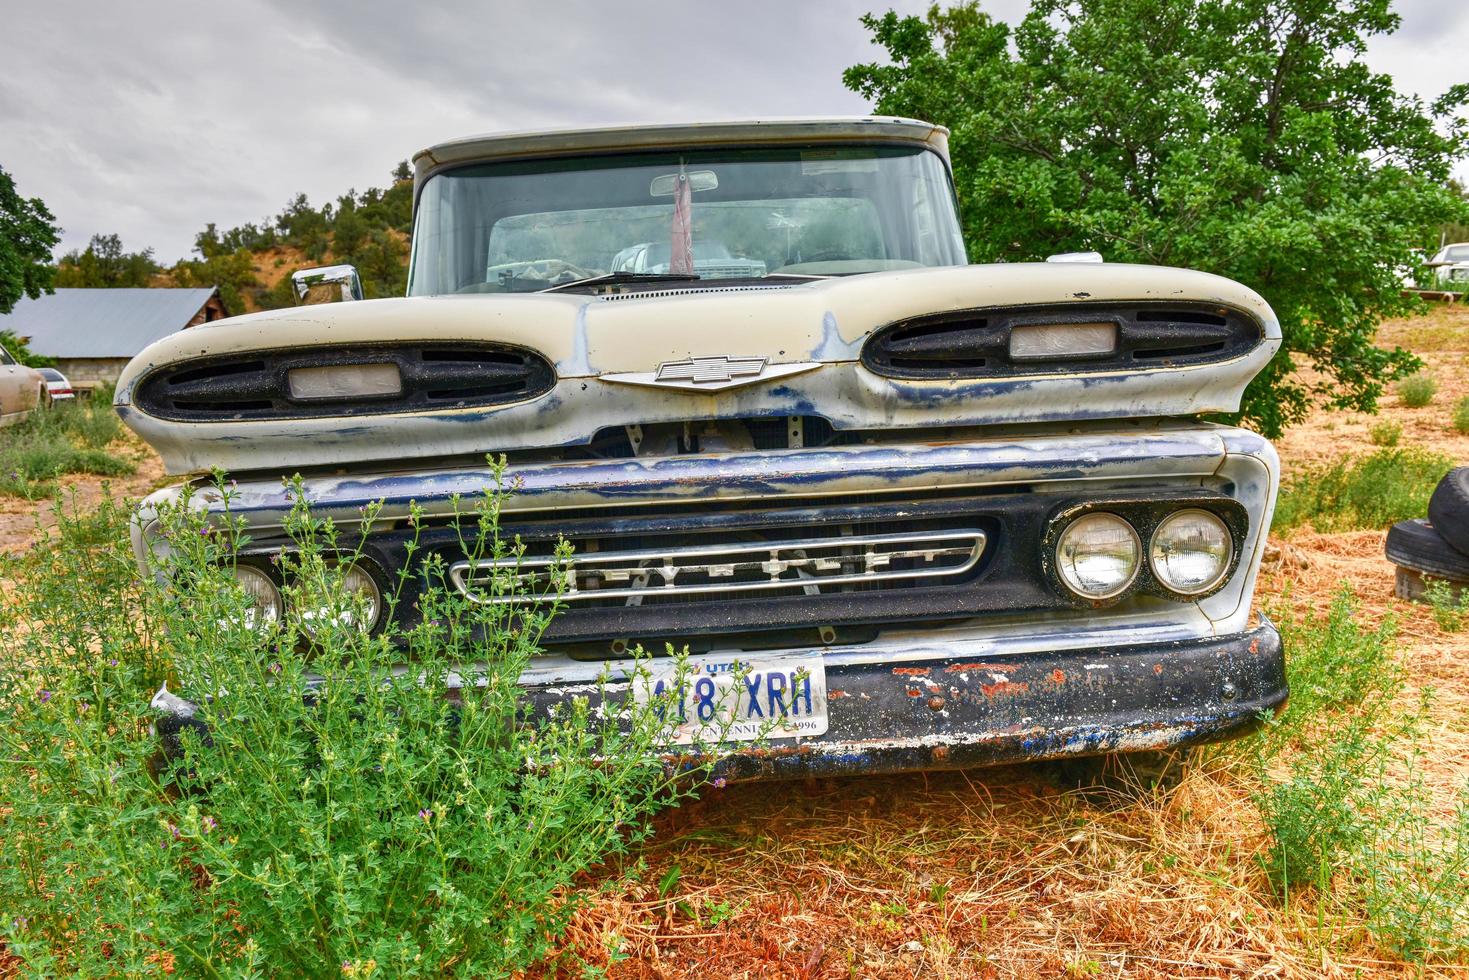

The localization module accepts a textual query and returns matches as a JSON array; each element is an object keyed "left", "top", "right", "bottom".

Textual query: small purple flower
[
  {"left": 418, "top": 808, "right": 432, "bottom": 822},
  {"left": 202, "top": 816, "right": 217, "bottom": 834},
  {"left": 78, "top": 702, "right": 90, "bottom": 713},
  {"left": 198, "top": 526, "right": 212, "bottom": 537},
  {"left": 167, "top": 822, "right": 180, "bottom": 840},
  {"left": 268, "top": 662, "right": 281, "bottom": 675},
  {"left": 36, "top": 689, "right": 52, "bottom": 704},
  {"left": 108, "top": 658, "right": 118, "bottom": 667},
  {"left": 713, "top": 777, "right": 727, "bottom": 789}
]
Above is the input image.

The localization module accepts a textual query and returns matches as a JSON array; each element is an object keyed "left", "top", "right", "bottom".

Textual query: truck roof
[{"left": 413, "top": 116, "right": 949, "bottom": 184}]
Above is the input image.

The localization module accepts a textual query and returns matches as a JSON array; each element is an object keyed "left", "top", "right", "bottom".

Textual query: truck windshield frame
[{"left": 408, "top": 144, "right": 967, "bottom": 296}]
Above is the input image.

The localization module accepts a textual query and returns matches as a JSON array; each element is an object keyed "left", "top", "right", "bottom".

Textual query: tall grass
[
  {"left": 1250, "top": 589, "right": 1469, "bottom": 960},
  {"left": 0, "top": 477, "right": 714, "bottom": 975},
  {"left": 0, "top": 389, "right": 131, "bottom": 499},
  {"left": 1272, "top": 447, "right": 1453, "bottom": 533}
]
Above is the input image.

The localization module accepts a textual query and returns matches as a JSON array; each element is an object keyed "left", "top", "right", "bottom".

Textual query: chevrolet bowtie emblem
[
  {"left": 600, "top": 355, "right": 821, "bottom": 392},
  {"left": 656, "top": 355, "right": 767, "bottom": 384}
]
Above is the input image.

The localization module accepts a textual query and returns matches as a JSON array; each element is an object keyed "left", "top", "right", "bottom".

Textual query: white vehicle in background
[
  {"left": 36, "top": 367, "right": 76, "bottom": 403},
  {"left": 1428, "top": 242, "right": 1469, "bottom": 288}
]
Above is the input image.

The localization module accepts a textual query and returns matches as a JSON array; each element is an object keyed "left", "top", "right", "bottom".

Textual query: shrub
[
  {"left": 1251, "top": 588, "right": 1469, "bottom": 959},
  {"left": 0, "top": 328, "right": 55, "bottom": 367},
  {"left": 1397, "top": 373, "right": 1438, "bottom": 408},
  {"left": 1369, "top": 419, "right": 1403, "bottom": 447},
  {"left": 1272, "top": 447, "right": 1454, "bottom": 533},
  {"left": 1454, "top": 396, "right": 1469, "bottom": 435},
  {"left": 1258, "top": 588, "right": 1398, "bottom": 758},
  {"left": 0, "top": 476, "right": 714, "bottom": 975},
  {"left": 1425, "top": 578, "right": 1467, "bottom": 632}
]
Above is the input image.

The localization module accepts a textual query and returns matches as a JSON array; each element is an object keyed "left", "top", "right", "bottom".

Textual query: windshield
[
  {"left": 1436, "top": 244, "right": 1469, "bottom": 263},
  {"left": 408, "top": 144, "right": 966, "bottom": 295}
]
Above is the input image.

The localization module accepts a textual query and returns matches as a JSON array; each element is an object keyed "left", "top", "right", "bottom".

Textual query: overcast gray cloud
[{"left": 0, "top": 0, "right": 1462, "bottom": 263}]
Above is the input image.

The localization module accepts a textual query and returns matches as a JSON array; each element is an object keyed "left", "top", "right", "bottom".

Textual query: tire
[
  {"left": 1428, "top": 468, "right": 1469, "bottom": 557},
  {"left": 1386, "top": 518, "right": 1469, "bottom": 582}
]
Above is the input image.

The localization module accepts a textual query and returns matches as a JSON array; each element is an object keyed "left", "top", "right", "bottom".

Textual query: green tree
[
  {"left": 0, "top": 329, "right": 55, "bottom": 367},
  {"left": 332, "top": 199, "right": 369, "bottom": 260},
  {"left": 846, "top": 0, "right": 1469, "bottom": 435},
  {"left": 53, "top": 233, "right": 160, "bottom": 288},
  {"left": 0, "top": 166, "right": 60, "bottom": 315},
  {"left": 169, "top": 248, "right": 258, "bottom": 314}
]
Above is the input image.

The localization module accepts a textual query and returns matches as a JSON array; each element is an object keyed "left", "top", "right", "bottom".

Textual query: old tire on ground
[
  {"left": 1385, "top": 518, "right": 1469, "bottom": 601},
  {"left": 1047, "top": 748, "right": 1192, "bottom": 801},
  {"left": 1428, "top": 467, "right": 1469, "bottom": 557}
]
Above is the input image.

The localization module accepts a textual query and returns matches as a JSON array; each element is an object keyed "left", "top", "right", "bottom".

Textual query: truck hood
[{"left": 116, "top": 263, "right": 1280, "bottom": 475}]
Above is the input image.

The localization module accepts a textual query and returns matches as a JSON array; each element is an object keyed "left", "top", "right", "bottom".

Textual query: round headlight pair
[
  {"left": 228, "top": 562, "right": 382, "bottom": 633},
  {"left": 1055, "top": 509, "right": 1231, "bottom": 600},
  {"left": 297, "top": 563, "right": 383, "bottom": 634}
]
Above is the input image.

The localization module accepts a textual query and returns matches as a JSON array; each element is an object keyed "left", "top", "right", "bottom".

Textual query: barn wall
[{"left": 57, "top": 358, "right": 131, "bottom": 388}]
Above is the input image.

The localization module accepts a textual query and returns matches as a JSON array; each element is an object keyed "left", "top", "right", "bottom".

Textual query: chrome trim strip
[{"left": 449, "top": 528, "right": 987, "bottom": 605}]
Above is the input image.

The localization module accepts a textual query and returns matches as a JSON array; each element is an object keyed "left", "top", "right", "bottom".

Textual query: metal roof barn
[{"left": 1, "top": 288, "right": 224, "bottom": 359}]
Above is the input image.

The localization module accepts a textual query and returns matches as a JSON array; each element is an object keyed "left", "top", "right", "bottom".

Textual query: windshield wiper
[{"left": 539, "top": 271, "right": 700, "bottom": 293}]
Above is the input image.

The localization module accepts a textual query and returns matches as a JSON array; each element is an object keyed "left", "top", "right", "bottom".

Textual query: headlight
[
  {"left": 231, "top": 565, "right": 282, "bottom": 629},
  {"left": 1150, "top": 509, "right": 1232, "bottom": 595},
  {"left": 1055, "top": 513, "right": 1141, "bottom": 600},
  {"left": 298, "top": 562, "right": 383, "bottom": 634}
]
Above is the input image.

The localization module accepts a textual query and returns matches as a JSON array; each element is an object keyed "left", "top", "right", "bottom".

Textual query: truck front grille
[{"left": 449, "top": 528, "right": 987, "bottom": 606}]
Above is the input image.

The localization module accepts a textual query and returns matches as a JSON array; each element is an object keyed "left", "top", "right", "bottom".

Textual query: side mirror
[{"left": 292, "top": 264, "right": 364, "bottom": 304}]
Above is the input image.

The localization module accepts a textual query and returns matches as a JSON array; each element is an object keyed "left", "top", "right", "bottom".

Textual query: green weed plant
[
  {"left": 0, "top": 475, "right": 715, "bottom": 975},
  {"left": 1272, "top": 448, "right": 1453, "bottom": 533}
]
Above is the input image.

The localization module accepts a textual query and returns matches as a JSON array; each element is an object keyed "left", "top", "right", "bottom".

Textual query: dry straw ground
[{"left": 1, "top": 306, "right": 1465, "bottom": 978}]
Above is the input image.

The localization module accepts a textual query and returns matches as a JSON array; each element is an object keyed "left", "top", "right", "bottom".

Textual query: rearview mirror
[
  {"left": 292, "top": 264, "right": 364, "bottom": 304},
  {"left": 650, "top": 170, "right": 719, "bottom": 196}
]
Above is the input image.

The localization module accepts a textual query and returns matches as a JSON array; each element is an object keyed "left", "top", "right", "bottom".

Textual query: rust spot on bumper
[
  {"left": 944, "top": 662, "right": 1021, "bottom": 674},
  {"left": 980, "top": 680, "right": 1031, "bottom": 698},
  {"left": 892, "top": 667, "right": 931, "bottom": 676}
]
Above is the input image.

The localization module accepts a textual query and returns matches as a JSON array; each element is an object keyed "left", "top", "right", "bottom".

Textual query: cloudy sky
[{"left": 2, "top": 0, "right": 1465, "bottom": 263}]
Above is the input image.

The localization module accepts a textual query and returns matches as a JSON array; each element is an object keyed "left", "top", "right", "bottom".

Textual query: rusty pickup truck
[{"left": 118, "top": 117, "right": 1284, "bottom": 780}]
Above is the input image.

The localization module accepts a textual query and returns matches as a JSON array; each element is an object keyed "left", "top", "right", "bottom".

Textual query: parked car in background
[
  {"left": 1428, "top": 242, "right": 1469, "bottom": 288},
  {"left": 0, "top": 342, "right": 45, "bottom": 428},
  {"left": 36, "top": 367, "right": 76, "bottom": 403}
]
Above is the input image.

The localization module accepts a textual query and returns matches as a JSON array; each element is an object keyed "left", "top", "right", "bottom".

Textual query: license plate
[{"left": 634, "top": 654, "right": 828, "bottom": 745}]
